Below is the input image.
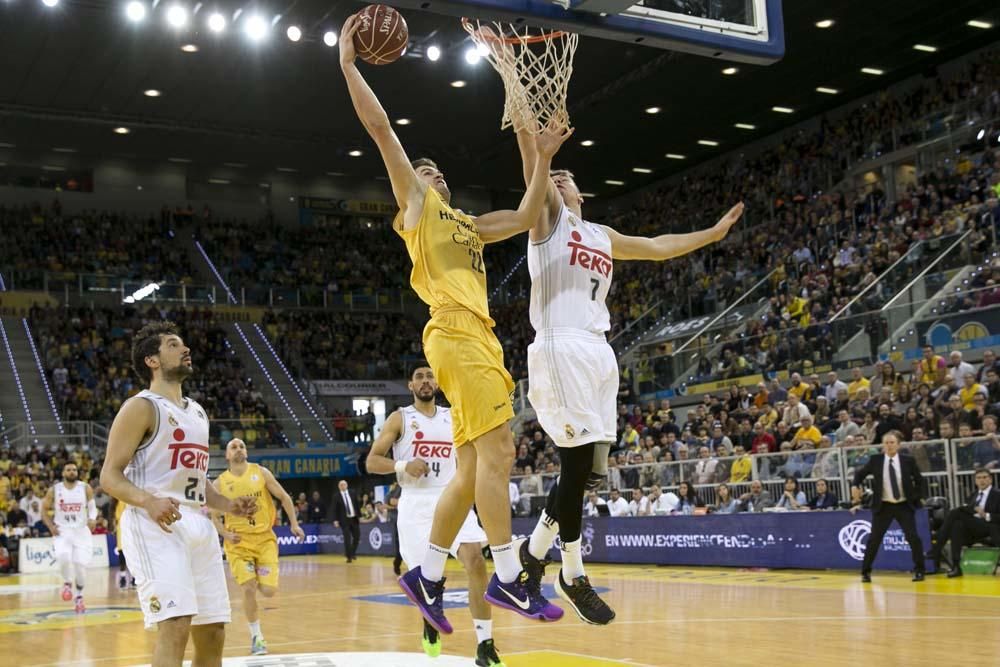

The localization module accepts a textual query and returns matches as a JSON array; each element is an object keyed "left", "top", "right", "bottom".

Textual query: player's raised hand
[
  {"left": 535, "top": 118, "right": 574, "bottom": 158},
  {"left": 144, "top": 496, "right": 182, "bottom": 533},
  {"left": 231, "top": 495, "right": 259, "bottom": 518},
  {"left": 339, "top": 14, "right": 360, "bottom": 67},
  {"left": 710, "top": 202, "right": 745, "bottom": 242},
  {"left": 291, "top": 524, "right": 306, "bottom": 542},
  {"left": 405, "top": 459, "right": 430, "bottom": 477}
]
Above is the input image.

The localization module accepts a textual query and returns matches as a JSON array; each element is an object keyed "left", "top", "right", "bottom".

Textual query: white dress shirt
[
  {"left": 628, "top": 496, "right": 649, "bottom": 516},
  {"left": 607, "top": 497, "right": 630, "bottom": 517},
  {"left": 882, "top": 455, "right": 905, "bottom": 502},
  {"left": 975, "top": 485, "right": 992, "bottom": 522},
  {"left": 341, "top": 490, "right": 355, "bottom": 518}
]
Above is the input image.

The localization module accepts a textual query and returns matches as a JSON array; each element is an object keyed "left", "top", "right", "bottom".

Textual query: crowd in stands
[{"left": 510, "top": 347, "right": 1000, "bottom": 516}]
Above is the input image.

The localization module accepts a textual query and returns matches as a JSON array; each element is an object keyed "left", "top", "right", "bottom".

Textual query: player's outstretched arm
[
  {"left": 603, "top": 202, "right": 744, "bottom": 261},
  {"left": 205, "top": 478, "right": 257, "bottom": 517},
  {"left": 366, "top": 411, "right": 428, "bottom": 477},
  {"left": 515, "top": 123, "right": 561, "bottom": 240},
  {"left": 339, "top": 14, "right": 421, "bottom": 213},
  {"left": 262, "top": 467, "right": 305, "bottom": 540},
  {"left": 101, "top": 397, "right": 182, "bottom": 533},
  {"left": 477, "top": 120, "right": 574, "bottom": 244}
]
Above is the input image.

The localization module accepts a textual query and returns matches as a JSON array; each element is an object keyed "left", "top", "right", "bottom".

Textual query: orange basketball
[{"left": 354, "top": 5, "right": 409, "bottom": 65}]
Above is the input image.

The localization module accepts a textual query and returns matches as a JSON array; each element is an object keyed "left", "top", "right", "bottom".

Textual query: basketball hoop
[{"left": 462, "top": 17, "right": 578, "bottom": 134}]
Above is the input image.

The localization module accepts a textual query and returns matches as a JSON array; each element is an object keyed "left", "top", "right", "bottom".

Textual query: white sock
[
  {"left": 422, "top": 543, "right": 450, "bottom": 582},
  {"left": 60, "top": 560, "right": 73, "bottom": 583},
  {"left": 248, "top": 620, "right": 261, "bottom": 639},
  {"left": 529, "top": 511, "right": 559, "bottom": 561},
  {"left": 473, "top": 618, "right": 492, "bottom": 644},
  {"left": 561, "top": 538, "right": 585, "bottom": 580},
  {"left": 490, "top": 542, "right": 520, "bottom": 583}
]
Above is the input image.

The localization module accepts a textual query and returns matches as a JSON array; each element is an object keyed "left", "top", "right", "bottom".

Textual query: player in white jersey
[
  {"left": 513, "top": 122, "right": 745, "bottom": 625},
  {"left": 366, "top": 363, "right": 504, "bottom": 667},
  {"left": 100, "top": 321, "right": 257, "bottom": 667},
  {"left": 41, "top": 462, "right": 96, "bottom": 613}
]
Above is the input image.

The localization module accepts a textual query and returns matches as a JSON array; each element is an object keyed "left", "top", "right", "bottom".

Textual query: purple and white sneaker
[
  {"left": 484, "top": 571, "right": 564, "bottom": 621},
  {"left": 398, "top": 566, "right": 453, "bottom": 634}
]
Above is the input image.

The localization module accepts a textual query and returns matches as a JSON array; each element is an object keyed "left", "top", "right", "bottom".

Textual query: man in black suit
[
  {"left": 851, "top": 430, "right": 927, "bottom": 582},
  {"left": 927, "top": 468, "right": 1000, "bottom": 577},
  {"left": 332, "top": 480, "right": 362, "bottom": 562}
]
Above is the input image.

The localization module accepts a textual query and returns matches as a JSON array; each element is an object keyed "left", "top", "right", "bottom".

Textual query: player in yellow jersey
[
  {"left": 339, "top": 14, "right": 573, "bottom": 636},
  {"left": 111, "top": 498, "right": 136, "bottom": 591},
  {"left": 212, "top": 438, "right": 304, "bottom": 656}
]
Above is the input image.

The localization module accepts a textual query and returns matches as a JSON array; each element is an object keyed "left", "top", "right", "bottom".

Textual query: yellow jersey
[
  {"left": 216, "top": 463, "right": 275, "bottom": 535},
  {"left": 960, "top": 383, "right": 986, "bottom": 410},
  {"left": 396, "top": 186, "right": 493, "bottom": 326}
]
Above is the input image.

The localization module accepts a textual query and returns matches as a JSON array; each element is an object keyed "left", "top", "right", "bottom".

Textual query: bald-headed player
[
  {"left": 339, "top": 14, "right": 572, "bottom": 634},
  {"left": 213, "top": 439, "right": 304, "bottom": 656}
]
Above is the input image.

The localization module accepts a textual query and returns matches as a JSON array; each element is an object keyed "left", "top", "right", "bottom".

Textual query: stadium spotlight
[
  {"left": 166, "top": 5, "right": 187, "bottom": 28},
  {"left": 125, "top": 1, "right": 146, "bottom": 22},
  {"left": 464, "top": 46, "right": 481, "bottom": 65},
  {"left": 977, "top": 128, "right": 986, "bottom": 140},
  {"left": 426, "top": 45, "right": 441, "bottom": 61},
  {"left": 286, "top": 25, "right": 302, "bottom": 42},
  {"left": 323, "top": 31, "right": 337, "bottom": 47},
  {"left": 244, "top": 15, "right": 268, "bottom": 41},
  {"left": 207, "top": 12, "right": 226, "bottom": 33},
  {"left": 42, "top": 0, "right": 59, "bottom": 7}
]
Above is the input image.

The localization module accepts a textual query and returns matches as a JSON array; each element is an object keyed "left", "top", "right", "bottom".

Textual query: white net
[{"left": 462, "top": 19, "right": 579, "bottom": 134}]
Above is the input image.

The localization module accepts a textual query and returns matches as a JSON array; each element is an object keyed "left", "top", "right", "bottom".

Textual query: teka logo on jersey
[
  {"left": 568, "top": 230, "right": 612, "bottom": 278},
  {"left": 167, "top": 428, "right": 210, "bottom": 472},
  {"left": 411, "top": 431, "right": 452, "bottom": 459},
  {"left": 58, "top": 500, "right": 83, "bottom": 514}
]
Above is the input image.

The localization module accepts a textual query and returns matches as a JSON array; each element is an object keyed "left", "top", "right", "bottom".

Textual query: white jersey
[
  {"left": 53, "top": 481, "right": 87, "bottom": 528},
  {"left": 527, "top": 204, "right": 613, "bottom": 334},
  {"left": 124, "top": 389, "right": 211, "bottom": 508},
  {"left": 392, "top": 405, "right": 456, "bottom": 489}
]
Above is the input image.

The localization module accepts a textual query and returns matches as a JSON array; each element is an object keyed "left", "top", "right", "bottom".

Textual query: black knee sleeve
[{"left": 555, "top": 443, "right": 595, "bottom": 544}]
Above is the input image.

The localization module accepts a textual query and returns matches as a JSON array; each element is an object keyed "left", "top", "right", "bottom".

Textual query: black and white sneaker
[
  {"left": 475, "top": 639, "right": 506, "bottom": 666},
  {"left": 517, "top": 538, "right": 550, "bottom": 595},
  {"left": 555, "top": 571, "right": 615, "bottom": 626}
]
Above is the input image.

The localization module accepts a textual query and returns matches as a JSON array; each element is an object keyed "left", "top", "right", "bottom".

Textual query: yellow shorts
[
  {"left": 224, "top": 533, "right": 279, "bottom": 588},
  {"left": 423, "top": 308, "right": 515, "bottom": 447}
]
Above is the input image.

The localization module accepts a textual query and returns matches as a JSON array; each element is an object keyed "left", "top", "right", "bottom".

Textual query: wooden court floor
[{"left": 1, "top": 555, "right": 998, "bottom": 667}]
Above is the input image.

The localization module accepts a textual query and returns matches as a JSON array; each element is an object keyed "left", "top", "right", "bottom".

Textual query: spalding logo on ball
[{"left": 354, "top": 4, "right": 409, "bottom": 65}]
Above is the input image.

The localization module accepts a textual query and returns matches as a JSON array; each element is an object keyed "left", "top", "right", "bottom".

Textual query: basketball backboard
[{"left": 393, "top": 0, "right": 784, "bottom": 64}]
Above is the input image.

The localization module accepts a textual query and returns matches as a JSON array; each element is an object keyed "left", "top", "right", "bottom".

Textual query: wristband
[{"left": 394, "top": 460, "right": 407, "bottom": 475}]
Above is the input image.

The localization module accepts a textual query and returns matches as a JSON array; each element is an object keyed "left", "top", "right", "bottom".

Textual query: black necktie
[
  {"left": 975, "top": 491, "right": 984, "bottom": 509},
  {"left": 888, "top": 458, "right": 901, "bottom": 501}
]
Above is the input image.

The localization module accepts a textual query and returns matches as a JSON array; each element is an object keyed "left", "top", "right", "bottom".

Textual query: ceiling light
[
  {"left": 0, "top": 143, "right": 15, "bottom": 149},
  {"left": 697, "top": 139, "right": 719, "bottom": 146},
  {"left": 168, "top": 157, "right": 192, "bottom": 163},
  {"left": 125, "top": 1, "right": 146, "bottom": 22},
  {"left": 913, "top": 44, "right": 937, "bottom": 52},
  {"left": 276, "top": 166, "right": 297, "bottom": 172},
  {"left": 327, "top": 171, "right": 344, "bottom": 177},
  {"left": 144, "top": 89, "right": 161, "bottom": 97},
  {"left": 396, "top": 118, "right": 411, "bottom": 126},
  {"left": 645, "top": 106, "right": 661, "bottom": 114},
  {"left": 633, "top": 167, "right": 652, "bottom": 174},
  {"left": 52, "top": 147, "right": 76, "bottom": 153},
  {"left": 286, "top": 26, "right": 301, "bottom": 42},
  {"left": 166, "top": 5, "right": 187, "bottom": 28},
  {"left": 451, "top": 80, "right": 466, "bottom": 88},
  {"left": 665, "top": 153, "right": 686, "bottom": 159},
  {"left": 722, "top": 67, "right": 738, "bottom": 75},
  {"left": 349, "top": 150, "right": 363, "bottom": 157},
  {"left": 113, "top": 127, "right": 130, "bottom": 135},
  {"left": 41, "top": 0, "right": 58, "bottom": 7},
  {"left": 427, "top": 45, "right": 441, "bottom": 61},
  {"left": 41, "top": 165, "right": 66, "bottom": 171},
  {"left": 464, "top": 47, "right": 481, "bottom": 65},
  {"left": 208, "top": 12, "right": 226, "bottom": 32},
  {"left": 323, "top": 31, "right": 338, "bottom": 47},
  {"left": 208, "top": 178, "right": 231, "bottom": 185},
  {"left": 244, "top": 15, "right": 268, "bottom": 41},
  {"left": 967, "top": 20, "right": 992, "bottom": 30},
  {"left": 580, "top": 192, "right": 596, "bottom": 198},
  {"left": 605, "top": 180, "right": 625, "bottom": 186},
  {"left": 976, "top": 128, "right": 986, "bottom": 141},
  {"left": 580, "top": 140, "right": 595, "bottom": 147},
  {"left": 816, "top": 86, "right": 839, "bottom": 94},
  {"left": 861, "top": 67, "right": 884, "bottom": 75},
  {"left": 224, "top": 162, "right": 247, "bottom": 168},
  {"left": 772, "top": 106, "right": 794, "bottom": 114},
  {"left": 815, "top": 19, "right": 834, "bottom": 29},
  {"left": 180, "top": 44, "right": 199, "bottom": 53},
  {"left": 734, "top": 123, "right": 756, "bottom": 130}
]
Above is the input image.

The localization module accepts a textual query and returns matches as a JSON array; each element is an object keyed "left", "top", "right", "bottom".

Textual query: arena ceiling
[{"left": 0, "top": 0, "right": 998, "bottom": 201}]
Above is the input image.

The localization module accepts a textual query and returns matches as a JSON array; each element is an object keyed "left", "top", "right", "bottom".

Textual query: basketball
[{"left": 354, "top": 4, "right": 408, "bottom": 65}]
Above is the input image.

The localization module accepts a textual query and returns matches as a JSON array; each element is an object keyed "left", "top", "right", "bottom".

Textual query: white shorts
[
  {"left": 397, "top": 488, "right": 487, "bottom": 570},
  {"left": 53, "top": 526, "right": 92, "bottom": 567},
  {"left": 527, "top": 329, "right": 618, "bottom": 447},
  {"left": 120, "top": 505, "right": 231, "bottom": 631}
]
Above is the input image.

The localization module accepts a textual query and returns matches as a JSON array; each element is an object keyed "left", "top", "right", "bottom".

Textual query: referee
[{"left": 850, "top": 430, "right": 927, "bottom": 582}]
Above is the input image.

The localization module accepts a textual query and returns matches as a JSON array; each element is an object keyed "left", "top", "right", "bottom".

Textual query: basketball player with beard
[{"left": 42, "top": 462, "right": 96, "bottom": 613}]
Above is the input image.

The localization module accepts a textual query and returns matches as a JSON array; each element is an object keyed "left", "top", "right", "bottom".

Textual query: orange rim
[{"left": 461, "top": 17, "right": 566, "bottom": 44}]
